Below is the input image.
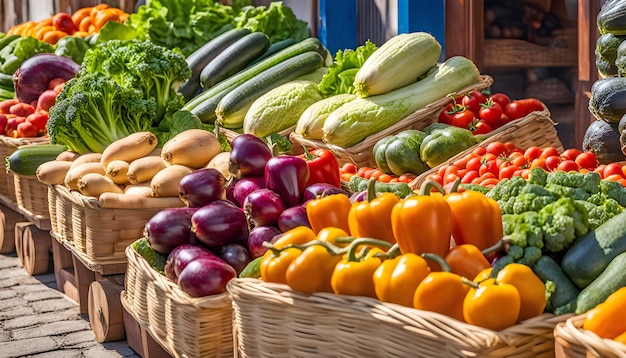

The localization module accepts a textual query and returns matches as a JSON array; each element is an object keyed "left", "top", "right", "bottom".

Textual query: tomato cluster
[
  {"left": 427, "top": 141, "right": 626, "bottom": 188},
  {"left": 339, "top": 163, "right": 416, "bottom": 184},
  {"left": 439, "top": 91, "right": 545, "bottom": 135}
]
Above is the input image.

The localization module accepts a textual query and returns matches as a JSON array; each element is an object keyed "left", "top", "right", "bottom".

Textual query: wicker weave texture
[
  {"left": 14, "top": 174, "right": 49, "bottom": 218},
  {"left": 409, "top": 107, "right": 562, "bottom": 190},
  {"left": 123, "top": 244, "right": 234, "bottom": 358},
  {"left": 289, "top": 75, "right": 493, "bottom": 168},
  {"left": 554, "top": 314, "right": 626, "bottom": 358},
  {"left": 229, "top": 278, "right": 568, "bottom": 358},
  {"left": 0, "top": 136, "right": 49, "bottom": 204}
]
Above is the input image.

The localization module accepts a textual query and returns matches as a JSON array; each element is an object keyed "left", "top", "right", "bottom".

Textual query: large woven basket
[
  {"left": 0, "top": 136, "right": 49, "bottom": 205},
  {"left": 409, "top": 106, "right": 563, "bottom": 190},
  {"left": 122, "top": 243, "right": 234, "bottom": 358},
  {"left": 554, "top": 314, "right": 626, "bottom": 358},
  {"left": 47, "top": 185, "right": 184, "bottom": 266},
  {"left": 289, "top": 75, "right": 493, "bottom": 168},
  {"left": 13, "top": 174, "right": 49, "bottom": 222},
  {"left": 228, "top": 278, "right": 569, "bottom": 358}
]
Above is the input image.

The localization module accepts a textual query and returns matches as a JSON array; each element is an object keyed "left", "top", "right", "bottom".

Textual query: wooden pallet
[{"left": 122, "top": 302, "right": 173, "bottom": 358}]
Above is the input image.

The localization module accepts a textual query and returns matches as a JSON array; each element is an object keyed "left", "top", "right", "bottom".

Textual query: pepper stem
[
  {"left": 481, "top": 236, "right": 511, "bottom": 257},
  {"left": 419, "top": 179, "right": 446, "bottom": 196},
  {"left": 421, "top": 252, "right": 452, "bottom": 272},
  {"left": 367, "top": 177, "right": 378, "bottom": 202},
  {"left": 262, "top": 239, "right": 347, "bottom": 256},
  {"left": 302, "top": 146, "right": 317, "bottom": 161},
  {"left": 346, "top": 237, "right": 394, "bottom": 262}
]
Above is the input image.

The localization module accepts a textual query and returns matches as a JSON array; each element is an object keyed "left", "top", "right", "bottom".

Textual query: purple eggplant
[
  {"left": 178, "top": 168, "right": 226, "bottom": 208},
  {"left": 247, "top": 225, "right": 282, "bottom": 258},
  {"left": 277, "top": 205, "right": 310, "bottom": 232},
  {"left": 350, "top": 190, "right": 368, "bottom": 203},
  {"left": 302, "top": 183, "right": 350, "bottom": 202},
  {"left": 14, "top": 54, "right": 80, "bottom": 104},
  {"left": 232, "top": 176, "right": 266, "bottom": 207},
  {"left": 229, "top": 134, "right": 273, "bottom": 179},
  {"left": 191, "top": 200, "right": 249, "bottom": 248},
  {"left": 217, "top": 243, "right": 251, "bottom": 274},
  {"left": 145, "top": 207, "right": 198, "bottom": 255},
  {"left": 177, "top": 258, "right": 237, "bottom": 297},
  {"left": 243, "top": 188, "right": 285, "bottom": 227},
  {"left": 265, "top": 155, "right": 310, "bottom": 208},
  {"left": 166, "top": 244, "right": 220, "bottom": 282}
]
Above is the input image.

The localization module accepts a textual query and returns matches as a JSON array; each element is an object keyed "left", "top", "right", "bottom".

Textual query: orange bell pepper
[
  {"left": 462, "top": 278, "right": 521, "bottom": 331},
  {"left": 260, "top": 226, "right": 317, "bottom": 284},
  {"left": 286, "top": 241, "right": 344, "bottom": 294},
  {"left": 583, "top": 287, "right": 626, "bottom": 339},
  {"left": 306, "top": 193, "right": 352, "bottom": 234},
  {"left": 348, "top": 178, "right": 399, "bottom": 245},
  {"left": 444, "top": 244, "right": 491, "bottom": 280},
  {"left": 373, "top": 252, "right": 430, "bottom": 307},
  {"left": 495, "top": 263, "right": 546, "bottom": 322}
]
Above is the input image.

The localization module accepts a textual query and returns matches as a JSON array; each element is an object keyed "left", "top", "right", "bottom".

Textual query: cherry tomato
[
  {"left": 470, "top": 119, "right": 492, "bottom": 134},
  {"left": 575, "top": 152, "right": 598, "bottom": 170},
  {"left": 499, "top": 165, "right": 518, "bottom": 180},
  {"left": 539, "top": 146, "right": 560, "bottom": 159},
  {"left": 461, "top": 170, "right": 480, "bottom": 184},
  {"left": 605, "top": 174, "right": 625, "bottom": 182},
  {"left": 511, "top": 155, "right": 528, "bottom": 168},
  {"left": 472, "top": 147, "right": 487, "bottom": 156},
  {"left": 557, "top": 160, "right": 579, "bottom": 172},
  {"left": 560, "top": 148, "right": 582, "bottom": 162},
  {"left": 485, "top": 142, "right": 507, "bottom": 157},
  {"left": 622, "top": 165, "right": 626, "bottom": 178},
  {"left": 466, "top": 157, "right": 483, "bottom": 172},
  {"left": 604, "top": 163, "right": 625, "bottom": 179},
  {"left": 25, "top": 112, "right": 48, "bottom": 132},
  {"left": 530, "top": 157, "right": 547, "bottom": 170},
  {"left": 341, "top": 162, "right": 357, "bottom": 174},
  {"left": 524, "top": 146, "right": 543, "bottom": 162},
  {"left": 478, "top": 99, "right": 503, "bottom": 128},
  {"left": 53, "top": 12, "right": 76, "bottom": 34},
  {"left": 505, "top": 98, "right": 544, "bottom": 120},
  {"left": 545, "top": 155, "right": 561, "bottom": 171},
  {"left": 503, "top": 142, "right": 520, "bottom": 155},
  {"left": 462, "top": 90, "right": 487, "bottom": 114},
  {"left": 443, "top": 165, "right": 459, "bottom": 179},
  {"left": 479, "top": 159, "right": 499, "bottom": 177},
  {"left": 451, "top": 109, "right": 476, "bottom": 129},
  {"left": 438, "top": 102, "right": 464, "bottom": 125},
  {"left": 378, "top": 174, "right": 392, "bottom": 183},
  {"left": 489, "top": 93, "right": 511, "bottom": 109}
]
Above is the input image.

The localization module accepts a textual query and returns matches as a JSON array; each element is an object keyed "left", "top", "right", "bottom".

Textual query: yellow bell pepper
[
  {"left": 462, "top": 278, "right": 521, "bottom": 331},
  {"left": 317, "top": 227, "right": 351, "bottom": 248},
  {"left": 495, "top": 263, "right": 546, "bottom": 322},
  {"left": 286, "top": 241, "right": 344, "bottom": 294},
  {"left": 260, "top": 226, "right": 317, "bottom": 284},
  {"left": 306, "top": 193, "right": 352, "bottom": 234},
  {"left": 583, "top": 287, "right": 626, "bottom": 339},
  {"left": 373, "top": 253, "right": 430, "bottom": 307},
  {"left": 331, "top": 238, "right": 392, "bottom": 298},
  {"left": 348, "top": 178, "right": 399, "bottom": 244}
]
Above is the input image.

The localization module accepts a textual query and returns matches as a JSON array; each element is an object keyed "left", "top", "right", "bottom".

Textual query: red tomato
[
  {"left": 605, "top": 174, "right": 625, "bottom": 182},
  {"left": 503, "top": 142, "right": 520, "bottom": 155},
  {"left": 575, "top": 152, "right": 598, "bottom": 170},
  {"left": 622, "top": 165, "right": 626, "bottom": 178},
  {"left": 438, "top": 102, "right": 464, "bottom": 125},
  {"left": 499, "top": 165, "right": 518, "bottom": 180},
  {"left": 16, "top": 121, "right": 39, "bottom": 138},
  {"left": 478, "top": 99, "right": 503, "bottom": 128},
  {"left": 545, "top": 155, "right": 561, "bottom": 171},
  {"left": 560, "top": 148, "right": 582, "bottom": 162},
  {"left": 530, "top": 157, "right": 547, "bottom": 170},
  {"left": 462, "top": 90, "right": 487, "bottom": 114},
  {"left": 524, "top": 146, "right": 543, "bottom": 162},
  {"left": 505, "top": 98, "right": 544, "bottom": 120},
  {"left": 540, "top": 146, "right": 560, "bottom": 159},
  {"left": 479, "top": 159, "right": 499, "bottom": 177},
  {"left": 557, "top": 160, "right": 579, "bottom": 172},
  {"left": 485, "top": 142, "right": 507, "bottom": 157},
  {"left": 489, "top": 93, "right": 511, "bottom": 109},
  {"left": 603, "top": 163, "right": 625, "bottom": 179},
  {"left": 53, "top": 12, "right": 76, "bottom": 34},
  {"left": 470, "top": 119, "right": 492, "bottom": 134},
  {"left": 511, "top": 155, "right": 528, "bottom": 168},
  {"left": 451, "top": 109, "right": 476, "bottom": 129},
  {"left": 25, "top": 112, "right": 48, "bottom": 132},
  {"left": 466, "top": 157, "right": 483, "bottom": 172},
  {"left": 461, "top": 170, "right": 480, "bottom": 184},
  {"left": 472, "top": 147, "right": 487, "bottom": 156},
  {"left": 341, "top": 162, "right": 357, "bottom": 174}
]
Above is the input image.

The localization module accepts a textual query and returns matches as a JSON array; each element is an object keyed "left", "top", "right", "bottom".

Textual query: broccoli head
[
  {"left": 588, "top": 197, "right": 623, "bottom": 230},
  {"left": 79, "top": 39, "right": 191, "bottom": 123},
  {"left": 546, "top": 171, "right": 601, "bottom": 194},
  {"left": 513, "top": 193, "right": 556, "bottom": 214},
  {"left": 517, "top": 246, "right": 542, "bottom": 267},
  {"left": 545, "top": 183, "right": 591, "bottom": 201},
  {"left": 599, "top": 179, "right": 626, "bottom": 207},
  {"left": 48, "top": 73, "right": 156, "bottom": 154},
  {"left": 502, "top": 211, "right": 544, "bottom": 249},
  {"left": 527, "top": 167, "right": 548, "bottom": 186},
  {"left": 486, "top": 175, "right": 527, "bottom": 202},
  {"left": 538, "top": 197, "right": 589, "bottom": 253}
]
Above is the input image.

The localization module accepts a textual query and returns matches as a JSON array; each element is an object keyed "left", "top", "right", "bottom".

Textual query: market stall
[{"left": 0, "top": 0, "right": 624, "bottom": 357}]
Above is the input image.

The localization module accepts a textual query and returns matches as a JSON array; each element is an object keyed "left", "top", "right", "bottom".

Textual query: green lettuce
[
  {"left": 235, "top": 2, "right": 310, "bottom": 44},
  {"left": 318, "top": 40, "right": 378, "bottom": 97},
  {"left": 152, "top": 110, "right": 204, "bottom": 145}
]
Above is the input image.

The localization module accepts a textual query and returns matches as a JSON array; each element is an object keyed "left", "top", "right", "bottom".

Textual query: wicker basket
[
  {"left": 122, "top": 243, "right": 234, "bottom": 358},
  {"left": 47, "top": 185, "right": 184, "bottom": 265},
  {"left": 289, "top": 75, "right": 493, "bottom": 168},
  {"left": 229, "top": 278, "right": 569, "bottom": 358},
  {"left": 409, "top": 106, "right": 563, "bottom": 190},
  {"left": 13, "top": 174, "right": 49, "bottom": 221},
  {"left": 0, "top": 136, "right": 49, "bottom": 205},
  {"left": 554, "top": 314, "right": 626, "bottom": 358}
]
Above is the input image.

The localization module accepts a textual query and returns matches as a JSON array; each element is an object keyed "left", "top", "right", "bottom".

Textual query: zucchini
[
  {"left": 573, "top": 251, "right": 626, "bottom": 314},
  {"left": 561, "top": 209, "right": 626, "bottom": 288},
  {"left": 0, "top": 35, "right": 20, "bottom": 52},
  {"left": 199, "top": 32, "right": 270, "bottom": 90},
  {"left": 598, "top": 0, "right": 626, "bottom": 35},
  {"left": 246, "top": 38, "right": 297, "bottom": 67},
  {"left": 323, "top": 56, "right": 480, "bottom": 148},
  {"left": 354, "top": 32, "right": 441, "bottom": 97},
  {"left": 589, "top": 77, "right": 626, "bottom": 123},
  {"left": 531, "top": 256, "right": 579, "bottom": 314},
  {"left": 0, "top": 87, "right": 14, "bottom": 100},
  {"left": 6, "top": 144, "right": 67, "bottom": 177},
  {"left": 216, "top": 51, "right": 325, "bottom": 129},
  {"left": 183, "top": 37, "right": 327, "bottom": 119},
  {"left": 179, "top": 27, "right": 251, "bottom": 100},
  {"left": 0, "top": 72, "right": 14, "bottom": 89}
]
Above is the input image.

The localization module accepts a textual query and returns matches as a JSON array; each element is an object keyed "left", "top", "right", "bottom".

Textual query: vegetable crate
[
  {"left": 0, "top": 135, "right": 49, "bottom": 206},
  {"left": 408, "top": 105, "right": 563, "bottom": 190},
  {"left": 554, "top": 314, "right": 626, "bottom": 358},
  {"left": 47, "top": 184, "right": 183, "bottom": 266},
  {"left": 13, "top": 173, "right": 51, "bottom": 229},
  {"left": 229, "top": 278, "right": 569, "bottom": 358},
  {"left": 122, "top": 243, "right": 233, "bottom": 358},
  {"left": 289, "top": 75, "right": 493, "bottom": 168}
]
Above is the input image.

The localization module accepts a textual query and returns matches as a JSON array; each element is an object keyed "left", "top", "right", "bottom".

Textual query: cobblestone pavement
[{"left": 0, "top": 253, "right": 139, "bottom": 358}]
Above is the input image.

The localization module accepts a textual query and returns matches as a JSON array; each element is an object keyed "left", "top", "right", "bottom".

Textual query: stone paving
[{"left": 0, "top": 253, "right": 140, "bottom": 358}]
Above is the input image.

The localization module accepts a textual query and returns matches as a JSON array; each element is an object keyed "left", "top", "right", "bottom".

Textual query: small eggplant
[
  {"left": 350, "top": 190, "right": 368, "bottom": 203},
  {"left": 229, "top": 134, "right": 273, "bottom": 179},
  {"left": 302, "top": 183, "right": 350, "bottom": 202},
  {"left": 277, "top": 205, "right": 310, "bottom": 232},
  {"left": 191, "top": 200, "right": 249, "bottom": 248},
  {"left": 243, "top": 188, "right": 285, "bottom": 227},
  {"left": 265, "top": 155, "right": 310, "bottom": 207}
]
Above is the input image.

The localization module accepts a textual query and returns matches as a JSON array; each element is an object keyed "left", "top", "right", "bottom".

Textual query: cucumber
[
  {"left": 199, "top": 32, "right": 270, "bottom": 89},
  {"left": 0, "top": 35, "right": 20, "bottom": 52},
  {"left": 246, "top": 38, "right": 297, "bottom": 68},
  {"left": 239, "top": 257, "right": 262, "bottom": 278},
  {"left": 561, "top": 210, "right": 626, "bottom": 288},
  {"left": 573, "top": 251, "right": 626, "bottom": 314},
  {"left": 0, "top": 73, "right": 14, "bottom": 90},
  {"left": 183, "top": 37, "right": 327, "bottom": 117},
  {"left": 531, "top": 256, "right": 579, "bottom": 313},
  {"left": 6, "top": 144, "right": 67, "bottom": 177},
  {"left": 216, "top": 51, "right": 324, "bottom": 129},
  {"left": 0, "top": 87, "right": 14, "bottom": 99}
]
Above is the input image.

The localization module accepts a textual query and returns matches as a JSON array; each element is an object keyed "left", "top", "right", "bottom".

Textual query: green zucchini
[
  {"left": 6, "top": 144, "right": 67, "bottom": 177},
  {"left": 573, "top": 251, "right": 626, "bottom": 314},
  {"left": 598, "top": 0, "right": 626, "bottom": 35},
  {"left": 0, "top": 87, "right": 14, "bottom": 99},
  {"left": 179, "top": 27, "right": 251, "bottom": 100},
  {"left": 0, "top": 73, "right": 14, "bottom": 90},
  {"left": 199, "top": 32, "right": 270, "bottom": 90},
  {"left": 246, "top": 38, "right": 298, "bottom": 67},
  {"left": 561, "top": 210, "right": 626, "bottom": 288},
  {"left": 216, "top": 51, "right": 325, "bottom": 129},
  {"left": 0, "top": 35, "right": 20, "bottom": 52},
  {"left": 183, "top": 37, "right": 327, "bottom": 119},
  {"left": 531, "top": 256, "right": 580, "bottom": 314}
]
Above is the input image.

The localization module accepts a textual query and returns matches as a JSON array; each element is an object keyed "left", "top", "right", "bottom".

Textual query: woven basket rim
[
  {"left": 0, "top": 135, "right": 50, "bottom": 148},
  {"left": 554, "top": 314, "right": 626, "bottom": 357},
  {"left": 228, "top": 277, "right": 569, "bottom": 347},
  {"left": 290, "top": 75, "right": 494, "bottom": 162}
]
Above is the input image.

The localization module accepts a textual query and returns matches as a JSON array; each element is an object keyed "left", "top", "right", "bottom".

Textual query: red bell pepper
[{"left": 299, "top": 147, "right": 341, "bottom": 188}]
